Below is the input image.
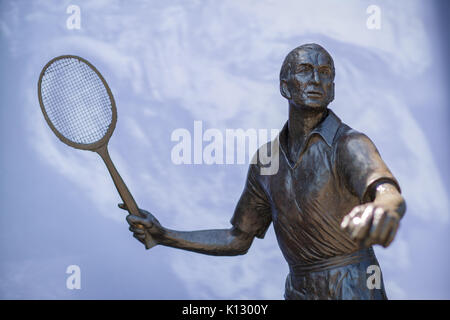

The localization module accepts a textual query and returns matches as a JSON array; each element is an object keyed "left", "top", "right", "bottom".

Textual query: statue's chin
[{"left": 292, "top": 101, "right": 329, "bottom": 113}]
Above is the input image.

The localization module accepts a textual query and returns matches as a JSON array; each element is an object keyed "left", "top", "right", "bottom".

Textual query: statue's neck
[{"left": 287, "top": 103, "right": 328, "bottom": 161}]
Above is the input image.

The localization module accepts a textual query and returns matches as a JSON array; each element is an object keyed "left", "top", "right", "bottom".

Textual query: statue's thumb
[{"left": 127, "top": 215, "right": 149, "bottom": 227}]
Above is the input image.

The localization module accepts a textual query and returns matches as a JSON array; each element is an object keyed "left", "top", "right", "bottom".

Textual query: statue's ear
[{"left": 280, "top": 80, "right": 291, "bottom": 100}]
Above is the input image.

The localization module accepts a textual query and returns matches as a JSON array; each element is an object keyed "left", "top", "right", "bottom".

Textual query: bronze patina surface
[{"left": 122, "top": 43, "right": 406, "bottom": 300}]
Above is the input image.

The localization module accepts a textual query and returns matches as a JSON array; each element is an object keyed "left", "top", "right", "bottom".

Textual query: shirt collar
[
  {"left": 278, "top": 109, "right": 342, "bottom": 167},
  {"left": 309, "top": 109, "right": 342, "bottom": 147}
]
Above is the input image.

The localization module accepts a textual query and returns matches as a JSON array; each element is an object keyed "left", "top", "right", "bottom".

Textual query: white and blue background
[{"left": 0, "top": 0, "right": 449, "bottom": 299}]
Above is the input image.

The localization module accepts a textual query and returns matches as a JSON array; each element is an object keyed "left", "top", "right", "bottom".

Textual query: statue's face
[{"left": 281, "top": 48, "right": 335, "bottom": 110}]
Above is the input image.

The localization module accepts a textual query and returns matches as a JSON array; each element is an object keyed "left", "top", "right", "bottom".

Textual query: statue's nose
[{"left": 312, "top": 69, "right": 320, "bottom": 84}]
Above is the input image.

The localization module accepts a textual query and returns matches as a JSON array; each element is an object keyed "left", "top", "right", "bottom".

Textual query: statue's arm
[
  {"left": 159, "top": 226, "right": 255, "bottom": 256},
  {"left": 124, "top": 164, "right": 270, "bottom": 255},
  {"left": 123, "top": 205, "right": 255, "bottom": 256},
  {"left": 371, "top": 181, "right": 406, "bottom": 219},
  {"left": 337, "top": 132, "right": 406, "bottom": 247}
]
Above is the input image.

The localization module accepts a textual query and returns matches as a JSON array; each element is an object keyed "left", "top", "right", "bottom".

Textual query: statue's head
[{"left": 280, "top": 43, "right": 335, "bottom": 111}]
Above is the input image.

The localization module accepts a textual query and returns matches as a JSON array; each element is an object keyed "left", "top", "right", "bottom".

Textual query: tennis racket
[{"left": 37, "top": 55, "right": 156, "bottom": 249}]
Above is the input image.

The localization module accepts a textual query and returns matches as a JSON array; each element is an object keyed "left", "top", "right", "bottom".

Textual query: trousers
[{"left": 284, "top": 247, "right": 387, "bottom": 300}]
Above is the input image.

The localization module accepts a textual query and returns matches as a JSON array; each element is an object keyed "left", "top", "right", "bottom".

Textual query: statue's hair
[{"left": 279, "top": 43, "right": 335, "bottom": 82}]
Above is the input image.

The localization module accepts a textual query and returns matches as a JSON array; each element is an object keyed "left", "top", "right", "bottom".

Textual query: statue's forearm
[
  {"left": 372, "top": 182, "right": 406, "bottom": 218},
  {"left": 158, "top": 227, "right": 253, "bottom": 256}
]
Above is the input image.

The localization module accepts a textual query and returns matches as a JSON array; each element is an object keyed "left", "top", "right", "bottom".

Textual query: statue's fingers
[
  {"left": 119, "top": 203, "right": 148, "bottom": 217},
  {"left": 367, "top": 207, "right": 387, "bottom": 243},
  {"left": 129, "top": 226, "right": 145, "bottom": 234},
  {"left": 378, "top": 215, "right": 395, "bottom": 243},
  {"left": 340, "top": 216, "right": 350, "bottom": 229},
  {"left": 134, "top": 233, "right": 146, "bottom": 240},
  {"left": 382, "top": 222, "right": 399, "bottom": 248},
  {"left": 341, "top": 206, "right": 363, "bottom": 229},
  {"left": 127, "top": 215, "right": 152, "bottom": 228},
  {"left": 133, "top": 233, "right": 146, "bottom": 244},
  {"left": 352, "top": 206, "right": 374, "bottom": 242}
]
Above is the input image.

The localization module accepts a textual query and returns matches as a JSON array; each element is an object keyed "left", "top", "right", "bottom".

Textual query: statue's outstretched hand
[
  {"left": 118, "top": 203, "right": 166, "bottom": 248},
  {"left": 340, "top": 203, "right": 401, "bottom": 248}
]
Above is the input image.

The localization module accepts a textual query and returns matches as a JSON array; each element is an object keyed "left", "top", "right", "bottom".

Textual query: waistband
[{"left": 289, "top": 247, "right": 376, "bottom": 276}]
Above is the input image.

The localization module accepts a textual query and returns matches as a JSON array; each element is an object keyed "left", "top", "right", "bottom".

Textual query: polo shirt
[{"left": 231, "top": 109, "right": 400, "bottom": 267}]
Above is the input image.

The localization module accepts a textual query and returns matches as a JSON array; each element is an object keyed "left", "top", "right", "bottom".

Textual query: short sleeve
[
  {"left": 336, "top": 131, "right": 401, "bottom": 203},
  {"left": 230, "top": 164, "right": 272, "bottom": 239}
]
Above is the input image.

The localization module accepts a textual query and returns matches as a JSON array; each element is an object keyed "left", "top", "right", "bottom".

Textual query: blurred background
[{"left": 0, "top": 0, "right": 449, "bottom": 299}]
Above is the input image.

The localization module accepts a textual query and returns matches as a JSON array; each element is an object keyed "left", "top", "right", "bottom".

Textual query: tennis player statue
[{"left": 120, "top": 43, "right": 406, "bottom": 300}]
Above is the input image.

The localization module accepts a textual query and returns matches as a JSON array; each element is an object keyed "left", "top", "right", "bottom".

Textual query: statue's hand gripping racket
[{"left": 38, "top": 55, "right": 156, "bottom": 249}]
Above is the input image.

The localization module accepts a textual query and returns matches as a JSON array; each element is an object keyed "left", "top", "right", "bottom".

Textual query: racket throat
[{"left": 96, "top": 145, "right": 140, "bottom": 217}]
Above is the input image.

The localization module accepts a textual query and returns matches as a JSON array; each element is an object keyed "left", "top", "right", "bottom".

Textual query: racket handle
[{"left": 97, "top": 145, "right": 157, "bottom": 250}]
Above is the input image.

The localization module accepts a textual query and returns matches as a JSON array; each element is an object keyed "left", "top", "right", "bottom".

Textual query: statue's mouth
[{"left": 307, "top": 90, "right": 323, "bottom": 98}]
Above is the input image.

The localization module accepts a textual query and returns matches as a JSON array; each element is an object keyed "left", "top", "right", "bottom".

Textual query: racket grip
[{"left": 97, "top": 145, "right": 157, "bottom": 249}]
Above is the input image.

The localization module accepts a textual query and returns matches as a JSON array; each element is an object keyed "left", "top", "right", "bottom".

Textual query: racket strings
[{"left": 40, "top": 57, "right": 113, "bottom": 145}]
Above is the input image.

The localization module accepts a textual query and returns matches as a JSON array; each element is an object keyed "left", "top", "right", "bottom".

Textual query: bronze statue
[{"left": 120, "top": 43, "right": 406, "bottom": 300}]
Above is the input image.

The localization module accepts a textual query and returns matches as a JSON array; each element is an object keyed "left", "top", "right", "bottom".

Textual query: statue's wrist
[{"left": 155, "top": 227, "right": 170, "bottom": 245}]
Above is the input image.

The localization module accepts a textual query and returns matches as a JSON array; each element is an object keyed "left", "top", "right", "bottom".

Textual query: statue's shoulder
[{"left": 334, "top": 122, "right": 376, "bottom": 156}]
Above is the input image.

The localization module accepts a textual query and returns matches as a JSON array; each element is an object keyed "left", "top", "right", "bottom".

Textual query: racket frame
[
  {"left": 38, "top": 55, "right": 117, "bottom": 151},
  {"left": 38, "top": 55, "right": 156, "bottom": 249}
]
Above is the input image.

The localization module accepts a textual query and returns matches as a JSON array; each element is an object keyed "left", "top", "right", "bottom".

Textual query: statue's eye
[
  {"left": 319, "top": 67, "right": 331, "bottom": 77},
  {"left": 297, "top": 65, "right": 312, "bottom": 73}
]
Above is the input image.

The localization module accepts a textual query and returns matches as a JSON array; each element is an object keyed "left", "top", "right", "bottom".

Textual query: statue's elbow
[
  {"left": 235, "top": 246, "right": 250, "bottom": 256},
  {"left": 227, "top": 227, "right": 254, "bottom": 256},
  {"left": 232, "top": 238, "right": 252, "bottom": 256}
]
